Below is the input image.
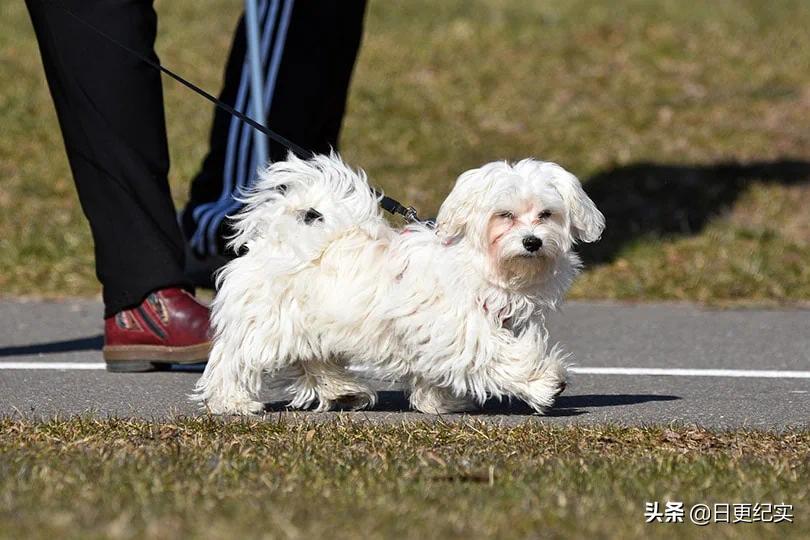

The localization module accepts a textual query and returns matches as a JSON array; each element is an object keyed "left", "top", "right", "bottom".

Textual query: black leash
[{"left": 56, "top": 3, "right": 426, "bottom": 224}]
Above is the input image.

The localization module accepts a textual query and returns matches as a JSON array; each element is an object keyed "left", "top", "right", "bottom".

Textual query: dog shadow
[
  {"left": 477, "top": 393, "right": 680, "bottom": 416},
  {"left": 262, "top": 391, "right": 680, "bottom": 416},
  {"left": 577, "top": 159, "right": 810, "bottom": 265},
  {"left": 261, "top": 390, "right": 412, "bottom": 413}
]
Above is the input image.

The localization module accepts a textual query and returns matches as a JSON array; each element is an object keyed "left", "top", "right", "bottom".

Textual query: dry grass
[
  {"left": 1, "top": 0, "right": 810, "bottom": 301},
  {"left": 1, "top": 417, "right": 808, "bottom": 539}
]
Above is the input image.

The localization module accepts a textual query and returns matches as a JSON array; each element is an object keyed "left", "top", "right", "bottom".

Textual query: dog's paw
[
  {"left": 334, "top": 391, "right": 377, "bottom": 411},
  {"left": 310, "top": 391, "right": 376, "bottom": 412},
  {"left": 522, "top": 378, "right": 567, "bottom": 415},
  {"left": 553, "top": 380, "right": 567, "bottom": 399},
  {"left": 410, "top": 385, "right": 478, "bottom": 414},
  {"left": 206, "top": 398, "right": 265, "bottom": 415}
]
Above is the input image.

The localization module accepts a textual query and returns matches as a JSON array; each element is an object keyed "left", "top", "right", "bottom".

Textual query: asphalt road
[{"left": 1, "top": 299, "right": 808, "bottom": 430}]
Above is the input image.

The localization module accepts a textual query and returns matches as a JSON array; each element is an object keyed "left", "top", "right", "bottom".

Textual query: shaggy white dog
[{"left": 192, "top": 153, "right": 604, "bottom": 414}]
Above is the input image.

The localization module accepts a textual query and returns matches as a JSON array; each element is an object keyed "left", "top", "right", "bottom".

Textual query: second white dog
[{"left": 193, "top": 153, "right": 604, "bottom": 414}]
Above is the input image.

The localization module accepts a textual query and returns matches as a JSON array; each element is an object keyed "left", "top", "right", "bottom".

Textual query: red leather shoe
[{"left": 103, "top": 288, "right": 211, "bottom": 372}]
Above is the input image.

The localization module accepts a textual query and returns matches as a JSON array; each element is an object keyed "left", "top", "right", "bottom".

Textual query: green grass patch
[
  {"left": 2, "top": 0, "right": 809, "bottom": 301},
  {"left": 1, "top": 417, "right": 808, "bottom": 539}
]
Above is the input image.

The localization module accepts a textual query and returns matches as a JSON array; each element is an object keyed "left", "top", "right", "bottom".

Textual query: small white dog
[{"left": 193, "top": 153, "right": 604, "bottom": 414}]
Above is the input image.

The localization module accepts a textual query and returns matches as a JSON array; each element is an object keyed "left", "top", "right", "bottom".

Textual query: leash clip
[
  {"left": 403, "top": 206, "right": 420, "bottom": 223},
  {"left": 403, "top": 207, "right": 437, "bottom": 229}
]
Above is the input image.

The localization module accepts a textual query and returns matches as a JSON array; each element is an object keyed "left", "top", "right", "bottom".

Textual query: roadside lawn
[
  {"left": 1, "top": 0, "right": 809, "bottom": 302},
  {"left": 1, "top": 417, "right": 807, "bottom": 539}
]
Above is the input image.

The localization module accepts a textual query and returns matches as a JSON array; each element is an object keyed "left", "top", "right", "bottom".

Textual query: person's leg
[
  {"left": 265, "top": 0, "right": 367, "bottom": 159},
  {"left": 181, "top": 0, "right": 367, "bottom": 259},
  {"left": 25, "top": 0, "right": 191, "bottom": 317},
  {"left": 26, "top": 0, "right": 209, "bottom": 371}
]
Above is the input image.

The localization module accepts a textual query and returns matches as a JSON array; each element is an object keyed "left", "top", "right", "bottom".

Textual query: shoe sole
[{"left": 103, "top": 342, "right": 211, "bottom": 373}]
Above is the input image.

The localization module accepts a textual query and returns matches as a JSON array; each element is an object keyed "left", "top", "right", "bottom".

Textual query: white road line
[
  {"left": 569, "top": 367, "right": 810, "bottom": 379},
  {"left": 0, "top": 363, "right": 809, "bottom": 379},
  {"left": 0, "top": 362, "right": 106, "bottom": 370}
]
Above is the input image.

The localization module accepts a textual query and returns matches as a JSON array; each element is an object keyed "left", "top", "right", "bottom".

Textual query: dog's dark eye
[
  {"left": 299, "top": 208, "right": 324, "bottom": 225},
  {"left": 538, "top": 210, "right": 552, "bottom": 220},
  {"left": 496, "top": 211, "right": 514, "bottom": 219}
]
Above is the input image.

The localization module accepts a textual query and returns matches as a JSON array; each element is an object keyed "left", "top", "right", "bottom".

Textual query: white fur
[{"left": 192, "top": 153, "right": 604, "bottom": 414}]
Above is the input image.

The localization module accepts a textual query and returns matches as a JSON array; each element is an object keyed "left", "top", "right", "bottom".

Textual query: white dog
[{"left": 192, "top": 153, "right": 604, "bottom": 415}]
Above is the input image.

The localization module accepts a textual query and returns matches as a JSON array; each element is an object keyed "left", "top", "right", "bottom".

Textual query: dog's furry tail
[{"left": 224, "top": 152, "right": 386, "bottom": 256}]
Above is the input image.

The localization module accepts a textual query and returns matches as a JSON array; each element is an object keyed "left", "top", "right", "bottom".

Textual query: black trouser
[
  {"left": 26, "top": 0, "right": 366, "bottom": 315},
  {"left": 26, "top": 0, "right": 189, "bottom": 317},
  {"left": 180, "top": 0, "right": 367, "bottom": 256}
]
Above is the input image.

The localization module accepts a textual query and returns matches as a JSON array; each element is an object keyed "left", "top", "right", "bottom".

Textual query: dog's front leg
[
  {"left": 192, "top": 341, "right": 265, "bottom": 415},
  {"left": 481, "top": 331, "right": 569, "bottom": 413}
]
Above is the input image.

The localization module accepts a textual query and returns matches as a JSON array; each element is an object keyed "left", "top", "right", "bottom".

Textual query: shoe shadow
[
  {"left": 578, "top": 159, "right": 810, "bottom": 265},
  {"left": 0, "top": 335, "right": 104, "bottom": 357},
  {"left": 168, "top": 363, "right": 208, "bottom": 373},
  {"left": 0, "top": 336, "right": 210, "bottom": 373}
]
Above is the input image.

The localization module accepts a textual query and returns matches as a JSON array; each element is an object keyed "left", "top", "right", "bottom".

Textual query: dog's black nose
[{"left": 522, "top": 236, "right": 543, "bottom": 253}]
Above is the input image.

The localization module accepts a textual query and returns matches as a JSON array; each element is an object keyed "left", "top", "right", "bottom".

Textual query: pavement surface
[{"left": 1, "top": 299, "right": 808, "bottom": 430}]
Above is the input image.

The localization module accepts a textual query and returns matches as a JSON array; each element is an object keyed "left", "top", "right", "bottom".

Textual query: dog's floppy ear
[
  {"left": 436, "top": 168, "right": 484, "bottom": 240},
  {"left": 547, "top": 165, "right": 605, "bottom": 243},
  {"left": 435, "top": 193, "right": 471, "bottom": 240}
]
